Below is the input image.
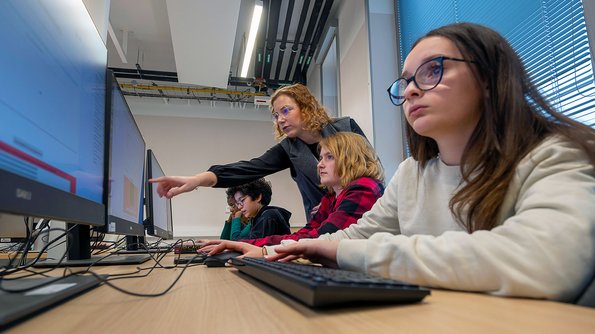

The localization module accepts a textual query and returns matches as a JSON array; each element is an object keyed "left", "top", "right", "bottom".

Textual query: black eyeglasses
[
  {"left": 236, "top": 195, "right": 248, "bottom": 208},
  {"left": 387, "top": 56, "right": 475, "bottom": 106}
]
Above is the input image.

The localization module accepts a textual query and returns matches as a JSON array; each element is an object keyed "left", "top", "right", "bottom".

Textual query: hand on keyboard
[
  {"left": 200, "top": 240, "right": 264, "bottom": 258},
  {"left": 266, "top": 239, "right": 340, "bottom": 268}
]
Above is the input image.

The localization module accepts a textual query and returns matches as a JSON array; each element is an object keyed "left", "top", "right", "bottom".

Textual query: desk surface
[{"left": 5, "top": 256, "right": 595, "bottom": 333}]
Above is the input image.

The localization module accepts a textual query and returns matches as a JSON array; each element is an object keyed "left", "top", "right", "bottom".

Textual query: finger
[
  {"left": 166, "top": 187, "right": 180, "bottom": 198},
  {"left": 275, "top": 254, "right": 301, "bottom": 262},
  {"left": 265, "top": 249, "right": 299, "bottom": 262},
  {"left": 167, "top": 185, "right": 192, "bottom": 198},
  {"left": 202, "top": 240, "right": 222, "bottom": 246},
  {"left": 156, "top": 183, "right": 171, "bottom": 197},
  {"left": 272, "top": 243, "right": 302, "bottom": 255},
  {"left": 199, "top": 244, "right": 216, "bottom": 253},
  {"left": 207, "top": 242, "right": 229, "bottom": 255}
]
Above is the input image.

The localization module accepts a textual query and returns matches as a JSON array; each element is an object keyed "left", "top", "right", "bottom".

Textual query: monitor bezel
[
  {"left": 99, "top": 71, "right": 146, "bottom": 237},
  {"left": 145, "top": 149, "right": 174, "bottom": 240},
  {"left": 0, "top": 169, "right": 105, "bottom": 227}
]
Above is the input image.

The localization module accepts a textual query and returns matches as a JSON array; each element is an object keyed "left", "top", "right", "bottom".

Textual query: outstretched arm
[{"left": 149, "top": 171, "right": 217, "bottom": 198}]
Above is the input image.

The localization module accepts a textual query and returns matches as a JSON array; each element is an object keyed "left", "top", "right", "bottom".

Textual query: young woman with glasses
[
  {"left": 150, "top": 84, "right": 367, "bottom": 221},
  {"left": 265, "top": 23, "right": 595, "bottom": 302}
]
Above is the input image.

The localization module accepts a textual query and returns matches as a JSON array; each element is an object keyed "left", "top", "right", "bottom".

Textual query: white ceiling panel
[{"left": 166, "top": 0, "right": 241, "bottom": 88}]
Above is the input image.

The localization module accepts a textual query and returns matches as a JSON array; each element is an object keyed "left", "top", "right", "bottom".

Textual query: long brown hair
[
  {"left": 406, "top": 23, "right": 595, "bottom": 232},
  {"left": 270, "top": 84, "right": 332, "bottom": 140}
]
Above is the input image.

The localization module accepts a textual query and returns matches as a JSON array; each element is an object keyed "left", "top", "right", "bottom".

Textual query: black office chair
[{"left": 575, "top": 271, "right": 595, "bottom": 308}]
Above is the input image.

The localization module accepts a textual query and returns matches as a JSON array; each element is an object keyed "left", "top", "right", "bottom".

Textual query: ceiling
[{"left": 107, "top": 0, "right": 337, "bottom": 103}]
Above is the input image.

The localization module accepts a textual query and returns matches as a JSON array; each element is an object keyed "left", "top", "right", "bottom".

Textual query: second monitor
[{"left": 145, "top": 149, "right": 174, "bottom": 240}]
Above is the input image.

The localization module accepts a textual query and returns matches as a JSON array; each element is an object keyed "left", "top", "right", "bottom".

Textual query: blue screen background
[{"left": 0, "top": 1, "right": 107, "bottom": 204}]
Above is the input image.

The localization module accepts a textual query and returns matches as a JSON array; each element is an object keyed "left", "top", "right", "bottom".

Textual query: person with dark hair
[
  {"left": 219, "top": 191, "right": 250, "bottom": 241},
  {"left": 225, "top": 178, "right": 291, "bottom": 239},
  {"left": 266, "top": 23, "right": 595, "bottom": 302},
  {"left": 201, "top": 132, "right": 384, "bottom": 256},
  {"left": 149, "top": 83, "right": 368, "bottom": 220}
]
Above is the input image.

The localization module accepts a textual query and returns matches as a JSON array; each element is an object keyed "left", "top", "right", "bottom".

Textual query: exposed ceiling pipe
[
  {"left": 119, "top": 82, "right": 267, "bottom": 104},
  {"left": 300, "top": 0, "right": 334, "bottom": 78},
  {"left": 292, "top": 0, "right": 322, "bottom": 83},
  {"left": 135, "top": 63, "right": 145, "bottom": 80},
  {"left": 110, "top": 67, "right": 178, "bottom": 82},
  {"left": 275, "top": 0, "right": 295, "bottom": 80},
  {"left": 283, "top": 0, "right": 310, "bottom": 81},
  {"left": 262, "top": 0, "right": 282, "bottom": 80}
]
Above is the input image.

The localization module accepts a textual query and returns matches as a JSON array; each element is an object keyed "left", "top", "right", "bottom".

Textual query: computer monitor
[
  {"left": 102, "top": 72, "right": 147, "bottom": 237},
  {"left": 145, "top": 149, "right": 174, "bottom": 240},
  {"left": 0, "top": 1, "right": 106, "bottom": 228},
  {"left": 33, "top": 72, "right": 151, "bottom": 267},
  {"left": 94, "top": 72, "right": 151, "bottom": 260},
  {"left": 0, "top": 0, "right": 107, "bottom": 327}
]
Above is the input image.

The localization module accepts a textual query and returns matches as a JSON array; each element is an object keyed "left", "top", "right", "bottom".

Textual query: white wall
[
  {"left": 336, "top": 0, "right": 373, "bottom": 139},
  {"left": 133, "top": 112, "right": 307, "bottom": 237},
  {"left": 366, "top": 0, "right": 403, "bottom": 178}
]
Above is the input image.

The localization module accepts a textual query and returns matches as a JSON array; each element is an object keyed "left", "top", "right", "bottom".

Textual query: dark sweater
[{"left": 247, "top": 206, "right": 292, "bottom": 239}]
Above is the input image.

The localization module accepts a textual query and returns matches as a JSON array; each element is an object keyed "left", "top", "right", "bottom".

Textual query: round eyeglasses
[
  {"left": 271, "top": 105, "right": 294, "bottom": 122},
  {"left": 386, "top": 56, "right": 475, "bottom": 106},
  {"left": 235, "top": 195, "right": 249, "bottom": 208}
]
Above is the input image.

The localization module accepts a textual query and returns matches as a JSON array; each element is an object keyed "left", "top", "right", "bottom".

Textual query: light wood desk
[{"left": 4, "top": 257, "right": 595, "bottom": 334}]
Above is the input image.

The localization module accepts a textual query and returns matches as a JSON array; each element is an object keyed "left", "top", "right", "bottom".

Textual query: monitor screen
[
  {"left": 145, "top": 149, "right": 174, "bottom": 239},
  {"left": 0, "top": 0, "right": 107, "bottom": 226},
  {"left": 103, "top": 73, "right": 146, "bottom": 236}
]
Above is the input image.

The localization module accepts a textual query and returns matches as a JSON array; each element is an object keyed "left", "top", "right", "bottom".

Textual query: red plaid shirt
[{"left": 242, "top": 177, "right": 384, "bottom": 247}]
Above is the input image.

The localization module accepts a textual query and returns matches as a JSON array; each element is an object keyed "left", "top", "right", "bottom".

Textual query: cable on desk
[
  {"left": 98, "top": 259, "right": 201, "bottom": 297},
  {"left": 1, "top": 236, "right": 208, "bottom": 299},
  {"left": 0, "top": 224, "right": 76, "bottom": 275},
  {"left": 92, "top": 236, "right": 127, "bottom": 255}
]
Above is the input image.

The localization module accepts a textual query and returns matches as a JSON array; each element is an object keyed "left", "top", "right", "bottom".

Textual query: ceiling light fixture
[{"left": 240, "top": 2, "right": 263, "bottom": 78}]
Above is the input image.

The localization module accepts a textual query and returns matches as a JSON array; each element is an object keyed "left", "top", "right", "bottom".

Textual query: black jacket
[{"left": 247, "top": 206, "right": 292, "bottom": 239}]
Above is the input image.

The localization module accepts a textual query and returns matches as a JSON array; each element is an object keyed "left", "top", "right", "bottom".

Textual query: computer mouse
[
  {"left": 204, "top": 251, "right": 243, "bottom": 267},
  {"left": 173, "top": 252, "right": 208, "bottom": 265}
]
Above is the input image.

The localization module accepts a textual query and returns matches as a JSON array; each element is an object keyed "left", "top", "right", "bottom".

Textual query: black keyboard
[{"left": 232, "top": 257, "right": 430, "bottom": 307}]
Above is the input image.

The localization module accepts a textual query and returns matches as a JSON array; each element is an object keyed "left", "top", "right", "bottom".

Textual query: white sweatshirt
[{"left": 307, "top": 136, "right": 595, "bottom": 302}]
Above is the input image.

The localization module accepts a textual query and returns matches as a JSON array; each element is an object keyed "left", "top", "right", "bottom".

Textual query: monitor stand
[{"left": 33, "top": 225, "right": 150, "bottom": 268}]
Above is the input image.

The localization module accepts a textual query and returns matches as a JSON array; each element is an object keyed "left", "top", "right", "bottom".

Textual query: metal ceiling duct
[
  {"left": 274, "top": 0, "right": 295, "bottom": 80},
  {"left": 111, "top": 0, "right": 336, "bottom": 95}
]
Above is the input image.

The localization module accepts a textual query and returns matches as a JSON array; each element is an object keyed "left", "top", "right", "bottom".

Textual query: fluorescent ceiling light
[{"left": 240, "top": 2, "right": 263, "bottom": 78}]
